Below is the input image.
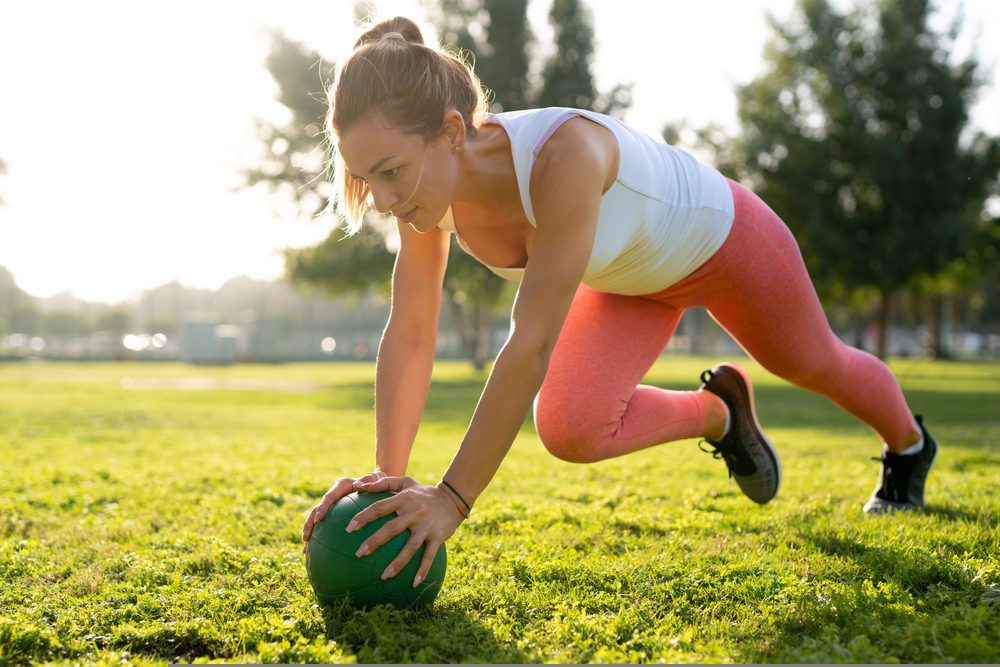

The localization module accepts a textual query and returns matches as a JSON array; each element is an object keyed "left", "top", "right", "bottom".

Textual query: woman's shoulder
[
  {"left": 530, "top": 114, "right": 620, "bottom": 199},
  {"left": 489, "top": 107, "right": 594, "bottom": 149}
]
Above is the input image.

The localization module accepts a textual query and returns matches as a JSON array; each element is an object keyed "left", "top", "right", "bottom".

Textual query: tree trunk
[
  {"left": 877, "top": 286, "right": 891, "bottom": 360},
  {"left": 929, "top": 292, "right": 943, "bottom": 358},
  {"left": 473, "top": 301, "right": 495, "bottom": 369},
  {"left": 470, "top": 303, "right": 484, "bottom": 370},
  {"left": 930, "top": 292, "right": 956, "bottom": 359},
  {"left": 442, "top": 286, "right": 479, "bottom": 366},
  {"left": 442, "top": 286, "right": 498, "bottom": 370}
]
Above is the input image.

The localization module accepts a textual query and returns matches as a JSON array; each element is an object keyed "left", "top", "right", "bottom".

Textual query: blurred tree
[
  {"left": 430, "top": 0, "right": 533, "bottom": 113},
  {"left": 9, "top": 302, "right": 39, "bottom": 335},
  {"left": 240, "top": 30, "right": 335, "bottom": 218},
  {"left": 535, "top": 0, "right": 632, "bottom": 117},
  {"left": 43, "top": 312, "right": 88, "bottom": 338},
  {"left": 0, "top": 265, "right": 26, "bottom": 333},
  {"left": 285, "top": 217, "right": 396, "bottom": 296},
  {"left": 702, "top": 0, "right": 1000, "bottom": 358},
  {"left": 95, "top": 309, "right": 131, "bottom": 337}
]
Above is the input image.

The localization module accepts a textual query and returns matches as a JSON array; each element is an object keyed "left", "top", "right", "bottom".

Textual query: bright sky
[{"left": 0, "top": 0, "right": 997, "bottom": 303}]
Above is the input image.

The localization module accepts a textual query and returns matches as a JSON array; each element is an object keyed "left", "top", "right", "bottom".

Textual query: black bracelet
[{"left": 440, "top": 479, "right": 471, "bottom": 512}]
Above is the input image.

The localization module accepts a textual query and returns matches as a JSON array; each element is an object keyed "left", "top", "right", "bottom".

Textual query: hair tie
[{"left": 381, "top": 31, "right": 404, "bottom": 42}]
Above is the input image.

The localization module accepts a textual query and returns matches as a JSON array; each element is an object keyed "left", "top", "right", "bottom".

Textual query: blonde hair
[{"left": 328, "top": 16, "right": 489, "bottom": 233}]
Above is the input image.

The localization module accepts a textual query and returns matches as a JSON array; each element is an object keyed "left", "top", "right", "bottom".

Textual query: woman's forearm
[
  {"left": 374, "top": 320, "right": 438, "bottom": 476},
  {"left": 440, "top": 333, "right": 550, "bottom": 507}
]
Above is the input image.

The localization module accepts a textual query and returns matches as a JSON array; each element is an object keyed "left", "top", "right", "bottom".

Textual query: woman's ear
[{"left": 442, "top": 110, "right": 467, "bottom": 152}]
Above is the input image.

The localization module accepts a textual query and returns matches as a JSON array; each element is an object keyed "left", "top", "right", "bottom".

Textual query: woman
[{"left": 301, "top": 16, "right": 937, "bottom": 590}]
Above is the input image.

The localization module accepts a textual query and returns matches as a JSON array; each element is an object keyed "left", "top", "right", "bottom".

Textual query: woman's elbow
[{"left": 503, "top": 328, "right": 557, "bottom": 376}]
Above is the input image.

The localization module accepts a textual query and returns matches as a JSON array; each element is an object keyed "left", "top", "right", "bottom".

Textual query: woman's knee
[{"left": 533, "top": 395, "right": 607, "bottom": 463}]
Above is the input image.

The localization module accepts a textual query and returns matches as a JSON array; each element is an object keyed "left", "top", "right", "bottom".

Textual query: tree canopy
[
  {"left": 704, "top": 0, "right": 1000, "bottom": 357},
  {"left": 241, "top": 30, "right": 334, "bottom": 219}
]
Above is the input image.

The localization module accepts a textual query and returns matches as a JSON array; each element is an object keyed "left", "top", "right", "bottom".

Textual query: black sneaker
[
  {"left": 698, "top": 363, "right": 781, "bottom": 504},
  {"left": 863, "top": 415, "right": 937, "bottom": 514}
]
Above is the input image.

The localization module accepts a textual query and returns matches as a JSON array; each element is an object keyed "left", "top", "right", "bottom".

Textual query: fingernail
[
  {"left": 346, "top": 521, "right": 357, "bottom": 533},
  {"left": 356, "top": 544, "right": 368, "bottom": 557},
  {"left": 413, "top": 575, "right": 422, "bottom": 587},
  {"left": 381, "top": 567, "right": 394, "bottom": 580}
]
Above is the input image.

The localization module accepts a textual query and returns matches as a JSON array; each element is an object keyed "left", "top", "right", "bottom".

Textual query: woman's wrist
[{"left": 436, "top": 480, "right": 470, "bottom": 520}]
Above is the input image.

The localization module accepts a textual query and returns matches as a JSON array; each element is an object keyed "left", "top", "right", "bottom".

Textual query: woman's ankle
[
  {"left": 885, "top": 424, "right": 923, "bottom": 455},
  {"left": 699, "top": 389, "right": 729, "bottom": 441}
]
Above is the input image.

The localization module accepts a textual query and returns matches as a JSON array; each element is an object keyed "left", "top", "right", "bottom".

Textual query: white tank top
[{"left": 438, "top": 107, "right": 734, "bottom": 296}]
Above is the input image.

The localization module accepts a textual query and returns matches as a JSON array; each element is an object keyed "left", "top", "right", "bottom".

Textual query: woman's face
[{"left": 338, "top": 116, "right": 457, "bottom": 233}]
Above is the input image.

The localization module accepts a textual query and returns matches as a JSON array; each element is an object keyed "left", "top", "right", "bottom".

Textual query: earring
[{"left": 454, "top": 141, "right": 463, "bottom": 152}]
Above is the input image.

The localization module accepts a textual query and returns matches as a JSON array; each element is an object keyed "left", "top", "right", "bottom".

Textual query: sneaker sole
[
  {"left": 863, "top": 497, "right": 917, "bottom": 514},
  {"left": 717, "top": 363, "right": 782, "bottom": 502}
]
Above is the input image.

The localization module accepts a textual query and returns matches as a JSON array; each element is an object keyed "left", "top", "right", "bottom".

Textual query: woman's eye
[{"left": 383, "top": 168, "right": 399, "bottom": 179}]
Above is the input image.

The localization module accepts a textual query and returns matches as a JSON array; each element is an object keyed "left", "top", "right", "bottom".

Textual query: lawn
[{"left": 1, "top": 357, "right": 998, "bottom": 664}]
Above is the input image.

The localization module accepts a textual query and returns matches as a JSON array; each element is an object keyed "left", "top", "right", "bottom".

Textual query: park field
[{"left": 1, "top": 357, "right": 998, "bottom": 664}]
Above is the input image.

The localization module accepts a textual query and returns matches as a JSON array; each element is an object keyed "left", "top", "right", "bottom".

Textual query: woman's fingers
[
  {"left": 348, "top": 494, "right": 407, "bottom": 542},
  {"left": 351, "top": 511, "right": 411, "bottom": 562},
  {"left": 302, "top": 476, "right": 361, "bottom": 543},
  {"left": 376, "top": 528, "right": 424, "bottom": 581},
  {"left": 348, "top": 484, "right": 462, "bottom": 578},
  {"left": 410, "top": 539, "right": 443, "bottom": 587},
  {"left": 354, "top": 475, "right": 411, "bottom": 494}
]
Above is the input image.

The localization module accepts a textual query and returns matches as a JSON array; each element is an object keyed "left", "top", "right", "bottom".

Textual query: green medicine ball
[{"left": 305, "top": 491, "right": 447, "bottom": 609}]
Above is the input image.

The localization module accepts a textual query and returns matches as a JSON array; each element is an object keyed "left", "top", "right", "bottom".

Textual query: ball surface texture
[{"left": 305, "top": 491, "right": 447, "bottom": 609}]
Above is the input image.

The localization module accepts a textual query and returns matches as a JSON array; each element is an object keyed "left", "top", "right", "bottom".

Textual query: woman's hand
[
  {"left": 347, "top": 475, "right": 466, "bottom": 588},
  {"left": 301, "top": 472, "right": 385, "bottom": 553}
]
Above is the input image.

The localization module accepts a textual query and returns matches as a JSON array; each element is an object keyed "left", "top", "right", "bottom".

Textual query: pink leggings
[{"left": 533, "top": 180, "right": 915, "bottom": 463}]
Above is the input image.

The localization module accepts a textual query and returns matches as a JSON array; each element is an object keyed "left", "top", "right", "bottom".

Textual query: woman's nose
[{"left": 370, "top": 184, "right": 398, "bottom": 215}]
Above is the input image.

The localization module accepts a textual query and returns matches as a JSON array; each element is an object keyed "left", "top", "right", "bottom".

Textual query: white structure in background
[
  {"left": 179, "top": 313, "right": 243, "bottom": 365},
  {"left": 247, "top": 318, "right": 284, "bottom": 363},
  {"left": 213, "top": 325, "right": 241, "bottom": 364}
]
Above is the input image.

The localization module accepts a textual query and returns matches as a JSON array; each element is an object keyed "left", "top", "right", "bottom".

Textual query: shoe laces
[{"left": 699, "top": 439, "right": 735, "bottom": 490}]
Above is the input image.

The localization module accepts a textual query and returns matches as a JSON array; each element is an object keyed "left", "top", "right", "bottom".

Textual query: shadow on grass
[
  {"left": 320, "top": 599, "right": 528, "bottom": 663},
  {"left": 739, "top": 525, "right": 989, "bottom": 663}
]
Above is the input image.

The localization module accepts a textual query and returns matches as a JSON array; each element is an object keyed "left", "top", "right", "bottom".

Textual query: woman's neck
[{"left": 452, "top": 123, "right": 519, "bottom": 209}]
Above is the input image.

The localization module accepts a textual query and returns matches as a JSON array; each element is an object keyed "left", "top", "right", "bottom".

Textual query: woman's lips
[{"left": 396, "top": 207, "right": 417, "bottom": 224}]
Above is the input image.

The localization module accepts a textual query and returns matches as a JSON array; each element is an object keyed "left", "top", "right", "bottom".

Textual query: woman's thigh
[
  {"left": 534, "top": 286, "right": 684, "bottom": 453},
  {"left": 646, "top": 180, "right": 845, "bottom": 382}
]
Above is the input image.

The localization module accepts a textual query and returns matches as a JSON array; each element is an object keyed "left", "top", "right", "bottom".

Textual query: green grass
[{"left": 1, "top": 357, "right": 998, "bottom": 664}]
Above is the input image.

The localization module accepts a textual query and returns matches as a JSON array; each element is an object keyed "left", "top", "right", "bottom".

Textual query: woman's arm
[
  {"left": 350, "top": 118, "right": 618, "bottom": 583},
  {"left": 438, "top": 118, "right": 614, "bottom": 505},
  {"left": 374, "top": 222, "right": 451, "bottom": 476},
  {"left": 301, "top": 220, "right": 449, "bottom": 544}
]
